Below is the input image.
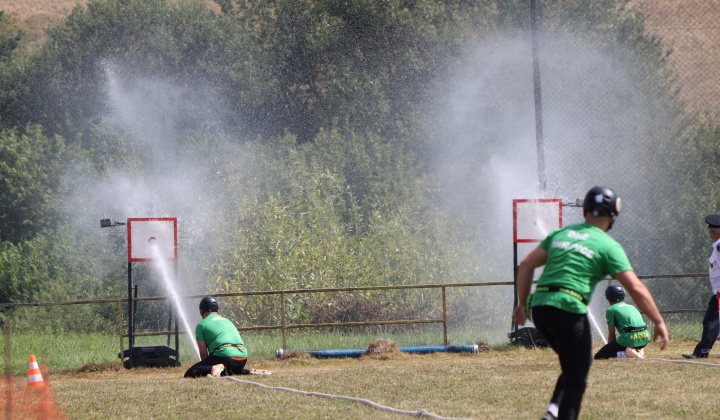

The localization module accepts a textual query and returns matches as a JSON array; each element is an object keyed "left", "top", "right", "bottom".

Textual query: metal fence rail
[{"left": 0, "top": 274, "right": 710, "bottom": 356}]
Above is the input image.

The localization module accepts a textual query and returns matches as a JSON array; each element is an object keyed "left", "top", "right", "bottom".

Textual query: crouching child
[{"left": 594, "top": 285, "right": 651, "bottom": 359}]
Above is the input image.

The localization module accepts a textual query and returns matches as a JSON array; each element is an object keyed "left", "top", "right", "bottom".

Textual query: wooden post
[
  {"left": 442, "top": 287, "right": 448, "bottom": 346},
  {"left": 281, "top": 291, "right": 287, "bottom": 350},
  {"left": 118, "top": 300, "right": 124, "bottom": 360}
]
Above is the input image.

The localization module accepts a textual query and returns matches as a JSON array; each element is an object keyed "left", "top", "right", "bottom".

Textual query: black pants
[
  {"left": 532, "top": 306, "right": 592, "bottom": 420},
  {"left": 183, "top": 355, "right": 249, "bottom": 378},
  {"left": 594, "top": 340, "right": 646, "bottom": 360},
  {"left": 692, "top": 294, "right": 719, "bottom": 356}
]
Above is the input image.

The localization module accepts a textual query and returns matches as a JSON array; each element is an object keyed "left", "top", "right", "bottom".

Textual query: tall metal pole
[
  {"left": 174, "top": 260, "right": 180, "bottom": 366},
  {"left": 127, "top": 261, "right": 133, "bottom": 349},
  {"left": 531, "top": 0, "right": 546, "bottom": 194},
  {"left": 512, "top": 242, "right": 519, "bottom": 334}
]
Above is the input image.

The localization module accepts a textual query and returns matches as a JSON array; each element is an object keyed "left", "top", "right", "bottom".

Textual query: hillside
[
  {"left": 0, "top": 0, "right": 220, "bottom": 46},
  {"left": 629, "top": 0, "right": 720, "bottom": 117},
  {"left": 1, "top": 0, "right": 717, "bottom": 117}
]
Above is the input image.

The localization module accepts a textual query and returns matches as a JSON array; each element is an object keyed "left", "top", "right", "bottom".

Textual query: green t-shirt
[
  {"left": 530, "top": 222, "right": 633, "bottom": 314},
  {"left": 195, "top": 313, "right": 247, "bottom": 357},
  {"left": 606, "top": 302, "right": 651, "bottom": 348}
]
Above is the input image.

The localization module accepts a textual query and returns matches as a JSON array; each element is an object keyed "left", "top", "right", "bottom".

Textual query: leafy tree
[
  {"left": 0, "top": 224, "right": 125, "bottom": 331},
  {"left": 207, "top": 129, "right": 480, "bottom": 325},
  {"left": 224, "top": 0, "right": 496, "bottom": 143},
  {"left": 0, "top": 0, "right": 712, "bottom": 334},
  {"left": 1, "top": 0, "right": 496, "bottom": 146},
  {"left": 0, "top": 11, "right": 23, "bottom": 62},
  {"left": 0, "top": 125, "right": 69, "bottom": 243},
  {"left": 0, "top": 0, "right": 260, "bottom": 143}
]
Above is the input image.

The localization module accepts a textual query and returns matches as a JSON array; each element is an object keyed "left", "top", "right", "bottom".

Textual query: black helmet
[
  {"left": 605, "top": 285, "right": 625, "bottom": 303},
  {"left": 583, "top": 186, "right": 621, "bottom": 220},
  {"left": 199, "top": 296, "right": 219, "bottom": 312}
]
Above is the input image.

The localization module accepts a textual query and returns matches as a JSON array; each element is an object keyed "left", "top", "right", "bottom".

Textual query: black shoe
[
  {"left": 683, "top": 353, "right": 708, "bottom": 359},
  {"left": 540, "top": 412, "right": 557, "bottom": 420}
]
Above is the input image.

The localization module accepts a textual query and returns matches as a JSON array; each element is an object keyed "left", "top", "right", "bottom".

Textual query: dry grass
[
  {"left": 3, "top": 0, "right": 717, "bottom": 116},
  {"left": 627, "top": 1, "right": 720, "bottom": 117},
  {"left": 3, "top": 339, "right": 718, "bottom": 419},
  {"left": 0, "top": 0, "right": 220, "bottom": 46}
]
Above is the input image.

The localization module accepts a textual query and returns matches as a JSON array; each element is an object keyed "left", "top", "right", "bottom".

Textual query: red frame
[{"left": 513, "top": 199, "right": 562, "bottom": 243}]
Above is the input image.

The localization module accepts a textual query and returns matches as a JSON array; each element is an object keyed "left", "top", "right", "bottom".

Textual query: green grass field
[
  {"left": 3, "top": 331, "right": 720, "bottom": 419},
  {"left": 1, "top": 326, "right": 504, "bottom": 374}
]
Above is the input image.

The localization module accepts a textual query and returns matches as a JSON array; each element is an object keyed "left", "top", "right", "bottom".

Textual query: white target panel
[
  {"left": 127, "top": 218, "right": 177, "bottom": 262},
  {"left": 513, "top": 199, "right": 562, "bottom": 243}
]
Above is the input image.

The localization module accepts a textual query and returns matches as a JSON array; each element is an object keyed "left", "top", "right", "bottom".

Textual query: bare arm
[
  {"left": 512, "top": 247, "right": 548, "bottom": 326},
  {"left": 198, "top": 341, "right": 208, "bottom": 360},
  {"left": 613, "top": 270, "right": 670, "bottom": 350},
  {"left": 607, "top": 325, "right": 616, "bottom": 342}
]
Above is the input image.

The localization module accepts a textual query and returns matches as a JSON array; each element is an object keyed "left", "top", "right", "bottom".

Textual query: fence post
[
  {"left": 442, "top": 286, "right": 448, "bottom": 346},
  {"left": 281, "top": 291, "right": 287, "bottom": 350},
  {"left": 118, "top": 300, "right": 124, "bottom": 360}
]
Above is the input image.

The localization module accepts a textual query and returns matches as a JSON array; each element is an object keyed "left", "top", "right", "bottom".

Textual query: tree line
[{"left": 0, "top": 0, "right": 714, "bottom": 331}]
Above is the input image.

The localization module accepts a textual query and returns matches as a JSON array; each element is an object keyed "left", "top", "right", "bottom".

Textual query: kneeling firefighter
[
  {"left": 594, "top": 284, "right": 651, "bottom": 360},
  {"left": 184, "top": 296, "right": 250, "bottom": 378}
]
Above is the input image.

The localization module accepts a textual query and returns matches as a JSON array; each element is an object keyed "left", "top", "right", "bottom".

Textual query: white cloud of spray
[
  {"left": 429, "top": 31, "right": 673, "bottom": 338},
  {"left": 62, "top": 61, "right": 249, "bottom": 339}
]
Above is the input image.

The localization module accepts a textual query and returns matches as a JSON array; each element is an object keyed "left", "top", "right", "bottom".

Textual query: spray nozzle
[
  {"left": 100, "top": 218, "right": 126, "bottom": 228},
  {"left": 562, "top": 199, "right": 584, "bottom": 207}
]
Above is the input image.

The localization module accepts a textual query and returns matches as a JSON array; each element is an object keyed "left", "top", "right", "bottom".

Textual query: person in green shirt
[
  {"left": 512, "top": 186, "right": 669, "bottom": 420},
  {"left": 184, "top": 296, "right": 257, "bottom": 378},
  {"left": 594, "top": 284, "right": 651, "bottom": 359}
]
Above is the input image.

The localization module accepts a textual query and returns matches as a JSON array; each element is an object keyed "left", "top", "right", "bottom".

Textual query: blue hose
[{"left": 276, "top": 344, "right": 479, "bottom": 358}]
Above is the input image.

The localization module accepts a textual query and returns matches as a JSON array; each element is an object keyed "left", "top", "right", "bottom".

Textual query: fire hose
[
  {"left": 644, "top": 358, "right": 720, "bottom": 367},
  {"left": 215, "top": 376, "right": 472, "bottom": 420}
]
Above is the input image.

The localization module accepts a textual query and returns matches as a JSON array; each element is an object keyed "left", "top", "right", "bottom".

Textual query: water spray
[
  {"left": 586, "top": 309, "right": 608, "bottom": 344},
  {"left": 150, "top": 245, "right": 201, "bottom": 360}
]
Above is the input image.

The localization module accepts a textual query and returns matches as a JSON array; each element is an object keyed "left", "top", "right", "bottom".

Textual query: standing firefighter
[
  {"left": 594, "top": 284, "right": 651, "bottom": 359},
  {"left": 683, "top": 214, "right": 720, "bottom": 359},
  {"left": 184, "top": 296, "right": 251, "bottom": 378},
  {"left": 512, "top": 186, "right": 669, "bottom": 420}
]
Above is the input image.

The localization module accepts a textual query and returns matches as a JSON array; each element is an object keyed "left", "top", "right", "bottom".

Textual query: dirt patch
[{"left": 361, "top": 339, "right": 406, "bottom": 360}]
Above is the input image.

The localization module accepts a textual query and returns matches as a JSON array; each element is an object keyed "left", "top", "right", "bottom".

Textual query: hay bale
[
  {"left": 476, "top": 342, "right": 491, "bottom": 352},
  {"left": 362, "top": 339, "right": 406, "bottom": 360}
]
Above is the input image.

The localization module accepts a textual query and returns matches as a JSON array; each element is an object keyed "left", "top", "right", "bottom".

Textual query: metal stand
[{"left": 120, "top": 261, "right": 181, "bottom": 368}]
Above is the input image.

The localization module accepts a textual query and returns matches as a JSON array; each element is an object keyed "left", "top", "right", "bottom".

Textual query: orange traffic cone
[{"left": 27, "top": 355, "right": 45, "bottom": 387}]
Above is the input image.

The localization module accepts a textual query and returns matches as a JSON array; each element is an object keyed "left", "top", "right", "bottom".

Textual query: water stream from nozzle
[
  {"left": 150, "top": 244, "right": 201, "bottom": 361},
  {"left": 586, "top": 309, "right": 608, "bottom": 345}
]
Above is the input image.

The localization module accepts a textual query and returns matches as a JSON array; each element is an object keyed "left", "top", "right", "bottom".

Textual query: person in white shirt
[{"left": 683, "top": 214, "right": 720, "bottom": 359}]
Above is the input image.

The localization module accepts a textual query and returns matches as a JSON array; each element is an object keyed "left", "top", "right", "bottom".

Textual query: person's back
[
  {"left": 606, "top": 301, "right": 650, "bottom": 349},
  {"left": 196, "top": 313, "right": 247, "bottom": 358},
  {"left": 531, "top": 221, "right": 630, "bottom": 315},
  {"left": 184, "top": 296, "right": 250, "bottom": 378},
  {"left": 595, "top": 285, "right": 651, "bottom": 360}
]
